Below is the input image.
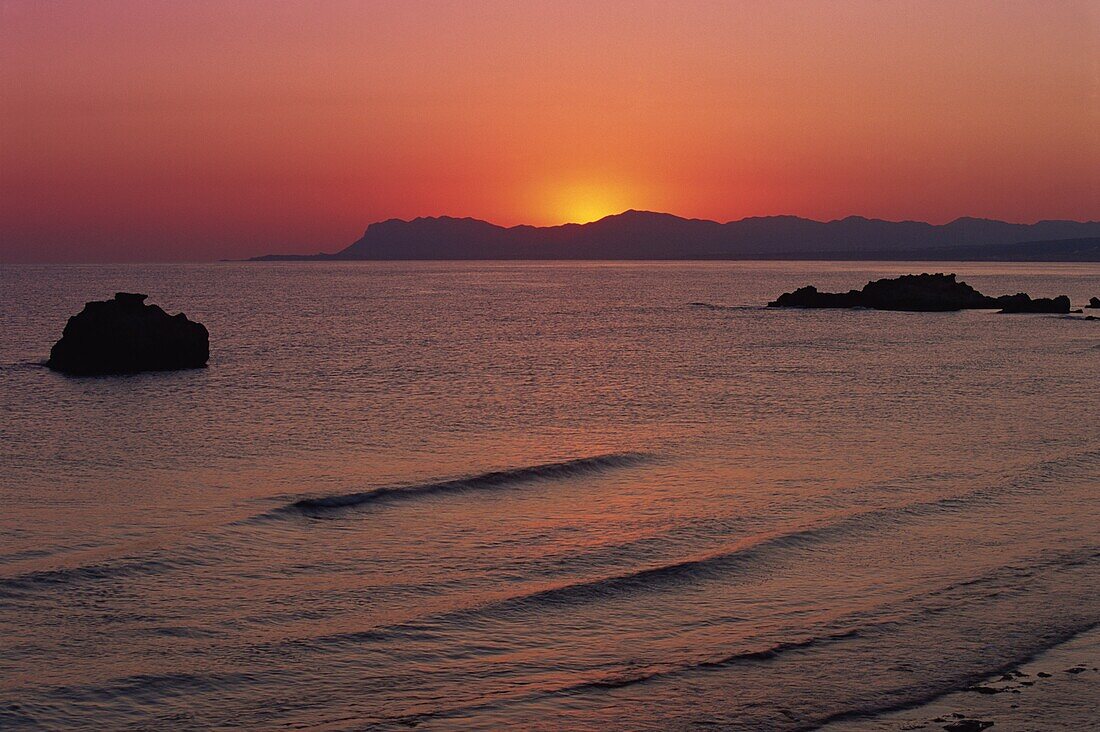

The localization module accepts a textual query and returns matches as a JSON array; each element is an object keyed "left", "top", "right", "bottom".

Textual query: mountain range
[{"left": 251, "top": 211, "right": 1100, "bottom": 261}]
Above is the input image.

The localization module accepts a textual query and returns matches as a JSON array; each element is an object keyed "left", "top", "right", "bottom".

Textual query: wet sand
[{"left": 822, "top": 625, "right": 1100, "bottom": 731}]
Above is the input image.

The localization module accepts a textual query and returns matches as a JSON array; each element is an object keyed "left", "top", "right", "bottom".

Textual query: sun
[
  {"left": 563, "top": 194, "right": 621, "bottom": 225},
  {"left": 544, "top": 182, "right": 633, "bottom": 224}
]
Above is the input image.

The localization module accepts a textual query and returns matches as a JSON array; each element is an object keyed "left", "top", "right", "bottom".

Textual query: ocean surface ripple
[{"left": 1, "top": 261, "right": 1098, "bottom": 731}]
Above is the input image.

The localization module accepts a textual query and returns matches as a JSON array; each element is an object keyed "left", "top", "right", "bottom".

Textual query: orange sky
[{"left": 1, "top": 0, "right": 1098, "bottom": 262}]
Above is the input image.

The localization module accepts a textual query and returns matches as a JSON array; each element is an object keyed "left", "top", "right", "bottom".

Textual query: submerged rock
[
  {"left": 48, "top": 293, "right": 209, "bottom": 375},
  {"left": 943, "top": 720, "right": 994, "bottom": 732},
  {"left": 768, "top": 273, "right": 1071, "bottom": 314},
  {"left": 969, "top": 685, "right": 1004, "bottom": 695}
]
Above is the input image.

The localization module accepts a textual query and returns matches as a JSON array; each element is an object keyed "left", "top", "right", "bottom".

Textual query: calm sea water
[{"left": 1, "top": 262, "right": 1098, "bottom": 731}]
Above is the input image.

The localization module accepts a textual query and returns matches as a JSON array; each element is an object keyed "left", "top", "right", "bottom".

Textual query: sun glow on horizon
[
  {"left": 1, "top": 1, "right": 1097, "bottom": 261},
  {"left": 540, "top": 181, "right": 642, "bottom": 225}
]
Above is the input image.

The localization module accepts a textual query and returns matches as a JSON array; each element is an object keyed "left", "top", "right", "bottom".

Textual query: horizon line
[
  {"left": 367, "top": 209, "right": 1100, "bottom": 230},
  {"left": 5, "top": 209, "right": 1100, "bottom": 264}
]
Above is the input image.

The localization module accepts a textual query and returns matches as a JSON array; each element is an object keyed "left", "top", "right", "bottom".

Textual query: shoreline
[{"left": 820, "top": 624, "right": 1100, "bottom": 731}]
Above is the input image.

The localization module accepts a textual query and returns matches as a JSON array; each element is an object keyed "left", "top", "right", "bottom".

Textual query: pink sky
[{"left": 1, "top": 0, "right": 1097, "bottom": 262}]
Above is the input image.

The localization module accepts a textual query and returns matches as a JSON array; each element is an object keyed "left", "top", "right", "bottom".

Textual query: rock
[
  {"left": 767, "top": 285, "right": 864, "bottom": 309},
  {"left": 943, "top": 721, "right": 994, "bottom": 731},
  {"left": 968, "top": 685, "right": 1007, "bottom": 694},
  {"left": 1037, "top": 671, "right": 1052, "bottom": 677},
  {"left": 1088, "top": 297, "right": 1100, "bottom": 308},
  {"left": 48, "top": 293, "right": 209, "bottom": 375},
  {"left": 768, "top": 273, "right": 1072, "bottom": 314},
  {"left": 995, "top": 293, "right": 1071, "bottom": 314},
  {"left": 768, "top": 273, "right": 997, "bottom": 311},
  {"left": 1064, "top": 666, "right": 1087, "bottom": 674}
]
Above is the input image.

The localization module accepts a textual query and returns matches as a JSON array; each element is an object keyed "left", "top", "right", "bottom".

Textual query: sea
[{"left": 1, "top": 261, "right": 1097, "bottom": 730}]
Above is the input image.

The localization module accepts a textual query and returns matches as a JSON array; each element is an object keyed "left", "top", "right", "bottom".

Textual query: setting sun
[{"left": 541, "top": 182, "right": 638, "bottom": 224}]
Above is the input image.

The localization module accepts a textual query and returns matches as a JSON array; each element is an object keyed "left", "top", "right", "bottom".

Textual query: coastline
[{"left": 821, "top": 624, "right": 1100, "bottom": 731}]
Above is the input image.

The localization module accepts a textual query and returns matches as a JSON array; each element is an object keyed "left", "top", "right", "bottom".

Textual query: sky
[{"left": 1, "top": 0, "right": 1098, "bottom": 262}]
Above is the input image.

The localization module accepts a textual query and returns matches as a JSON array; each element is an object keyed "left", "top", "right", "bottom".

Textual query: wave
[
  {"left": 294, "top": 496, "right": 989, "bottom": 650},
  {"left": 556, "top": 550, "right": 1099, "bottom": 718},
  {"left": 0, "top": 452, "right": 651, "bottom": 597},
  {"left": 799, "top": 620, "right": 1100, "bottom": 731},
  {"left": 0, "top": 629, "right": 881, "bottom": 732},
  {"left": 0, "top": 559, "right": 158, "bottom": 601},
  {"left": 275, "top": 452, "right": 649, "bottom": 516},
  {"left": 422, "top": 488, "right": 1016, "bottom": 613},
  {"left": 38, "top": 670, "right": 258, "bottom": 705},
  {"left": 361, "top": 552, "right": 1100, "bottom": 730},
  {"left": 8, "top": 447, "right": 1094, "bottom": 609},
  {"left": 688, "top": 302, "right": 760, "bottom": 311},
  {"left": 363, "top": 629, "right": 866, "bottom": 729},
  {"left": 568, "top": 628, "right": 863, "bottom": 693},
  {"left": 501, "top": 449, "right": 1097, "bottom": 610},
  {"left": 0, "top": 555, "right": 208, "bottom": 602},
  {"left": 295, "top": 446, "right": 1100, "bottom": 652}
]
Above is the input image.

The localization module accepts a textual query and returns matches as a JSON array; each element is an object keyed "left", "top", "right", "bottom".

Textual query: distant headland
[{"left": 249, "top": 211, "right": 1100, "bottom": 262}]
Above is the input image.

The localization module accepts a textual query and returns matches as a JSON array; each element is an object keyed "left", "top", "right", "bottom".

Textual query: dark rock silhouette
[
  {"left": 768, "top": 273, "right": 994, "bottom": 311},
  {"left": 1088, "top": 297, "right": 1100, "bottom": 308},
  {"left": 766, "top": 286, "right": 862, "bottom": 309},
  {"left": 249, "top": 211, "right": 1100, "bottom": 261},
  {"left": 768, "top": 273, "right": 1071, "bottom": 313},
  {"left": 48, "top": 293, "right": 208, "bottom": 375},
  {"left": 995, "top": 294, "right": 1071, "bottom": 314}
]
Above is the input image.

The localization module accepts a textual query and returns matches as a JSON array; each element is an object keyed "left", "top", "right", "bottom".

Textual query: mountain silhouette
[{"left": 250, "top": 211, "right": 1100, "bottom": 261}]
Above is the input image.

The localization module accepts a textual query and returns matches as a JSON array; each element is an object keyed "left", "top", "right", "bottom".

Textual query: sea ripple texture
[{"left": 1, "top": 261, "right": 1098, "bottom": 730}]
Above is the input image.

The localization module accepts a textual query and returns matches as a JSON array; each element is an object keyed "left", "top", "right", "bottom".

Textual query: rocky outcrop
[
  {"left": 768, "top": 273, "right": 1071, "bottom": 313},
  {"left": 1088, "top": 297, "right": 1100, "bottom": 309},
  {"left": 48, "top": 293, "right": 209, "bottom": 375},
  {"left": 768, "top": 273, "right": 995, "bottom": 311},
  {"left": 995, "top": 293, "right": 1071, "bottom": 314}
]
